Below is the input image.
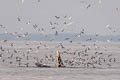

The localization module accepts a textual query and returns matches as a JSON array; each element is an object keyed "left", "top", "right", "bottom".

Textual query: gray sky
[{"left": 0, "top": 0, "right": 120, "bottom": 35}]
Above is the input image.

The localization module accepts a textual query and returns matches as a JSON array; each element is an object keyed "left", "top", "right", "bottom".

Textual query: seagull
[
  {"left": 14, "top": 50, "right": 17, "bottom": 53},
  {"left": 55, "top": 16, "right": 60, "bottom": 19},
  {"left": 98, "top": 0, "right": 102, "bottom": 4},
  {"left": 38, "top": 0, "right": 40, "bottom": 2},
  {"left": 66, "top": 22, "right": 73, "bottom": 26},
  {"left": 33, "top": 24, "right": 38, "bottom": 29},
  {"left": 106, "top": 24, "right": 112, "bottom": 30},
  {"left": 116, "top": 8, "right": 119, "bottom": 11},
  {"left": 50, "top": 21, "right": 53, "bottom": 26},
  {"left": 4, "top": 31, "right": 8, "bottom": 34},
  {"left": 3, "top": 40, "right": 7, "bottom": 42},
  {"left": 107, "top": 40, "right": 110, "bottom": 43},
  {"left": 86, "top": 4, "right": 91, "bottom": 9},
  {"left": 37, "top": 28, "right": 41, "bottom": 31},
  {"left": 41, "top": 28, "right": 44, "bottom": 31},
  {"left": 26, "top": 21, "right": 31, "bottom": 24},
  {"left": 17, "top": 17, "right": 21, "bottom": 22},
  {"left": 61, "top": 29, "right": 64, "bottom": 32},
  {"left": 69, "top": 40, "right": 72, "bottom": 43},
  {"left": 51, "top": 27, "right": 55, "bottom": 29},
  {"left": 11, "top": 43, "right": 14, "bottom": 47},
  {"left": 80, "top": 0, "right": 86, "bottom": 3},
  {"left": 68, "top": 16, "right": 72, "bottom": 21},
  {"left": 59, "top": 43, "right": 65, "bottom": 49},
  {"left": 64, "top": 15, "right": 67, "bottom": 18},
  {"left": 20, "top": 27, "right": 24, "bottom": 31},
  {"left": 0, "top": 24, "right": 5, "bottom": 28},
  {"left": 63, "top": 21, "right": 67, "bottom": 24},
  {"left": 55, "top": 31, "right": 58, "bottom": 36},
  {"left": 10, "top": 61, "right": 13, "bottom": 64},
  {"left": 0, "top": 53, "right": 2, "bottom": 59},
  {"left": 65, "top": 38, "right": 70, "bottom": 40},
  {"left": 22, "top": 0, "right": 24, "bottom": 4}
]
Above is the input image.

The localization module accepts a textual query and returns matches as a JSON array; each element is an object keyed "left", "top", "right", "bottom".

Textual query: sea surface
[{"left": 0, "top": 41, "right": 120, "bottom": 80}]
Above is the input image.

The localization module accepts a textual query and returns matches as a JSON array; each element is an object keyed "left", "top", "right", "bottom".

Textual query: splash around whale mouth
[{"left": 35, "top": 62, "right": 66, "bottom": 68}]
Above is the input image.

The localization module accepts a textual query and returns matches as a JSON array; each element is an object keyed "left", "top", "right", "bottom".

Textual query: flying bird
[
  {"left": 55, "top": 16, "right": 60, "bottom": 19},
  {"left": 86, "top": 4, "right": 91, "bottom": 9},
  {"left": 38, "top": 0, "right": 40, "bottom": 2},
  {"left": 55, "top": 31, "right": 58, "bottom": 36},
  {"left": 22, "top": 0, "right": 24, "bottom": 4},
  {"left": 17, "top": 17, "right": 21, "bottom": 22}
]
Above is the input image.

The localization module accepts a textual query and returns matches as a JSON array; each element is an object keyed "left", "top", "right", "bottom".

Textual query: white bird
[
  {"left": 22, "top": 0, "right": 24, "bottom": 4},
  {"left": 68, "top": 16, "right": 72, "bottom": 21},
  {"left": 107, "top": 40, "right": 110, "bottom": 43},
  {"left": 66, "top": 22, "right": 73, "bottom": 26},
  {"left": 20, "top": 27, "right": 24, "bottom": 31},
  {"left": 4, "top": 31, "right": 8, "bottom": 34},
  {"left": 98, "top": 0, "right": 102, "bottom": 4},
  {"left": 106, "top": 24, "right": 110, "bottom": 28},
  {"left": 26, "top": 21, "right": 31, "bottom": 25}
]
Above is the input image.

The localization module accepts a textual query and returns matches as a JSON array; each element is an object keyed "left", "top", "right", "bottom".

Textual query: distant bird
[
  {"left": 75, "top": 29, "right": 84, "bottom": 37},
  {"left": 26, "top": 21, "right": 31, "bottom": 24},
  {"left": 11, "top": 43, "right": 14, "bottom": 47},
  {"left": 106, "top": 24, "right": 112, "bottom": 30},
  {"left": 10, "top": 61, "right": 13, "bottom": 64},
  {"left": 38, "top": 0, "right": 40, "bottom": 2},
  {"left": 69, "top": 40, "right": 72, "bottom": 43},
  {"left": 68, "top": 16, "right": 72, "bottom": 21},
  {"left": 63, "top": 21, "right": 67, "bottom": 24},
  {"left": 50, "top": 21, "right": 53, "bottom": 26},
  {"left": 98, "top": 52, "right": 103, "bottom": 55},
  {"left": 113, "top": 58, "right": 116, "bottom": 62},
  {"left": 14, "top": 50, "right": 17, "bottom": 53},
  {"left": 3, "top": 40, "right": 7, "bottom": 42},
  {"left": 41, "top": 28, "right": 44, "bottom": 31},
  {"left": 49, "top": 54, "right": 55, "bottom": 62},
  {"left": 0, "top": 53, "right": 2, "bottom": 59},
  {"left": 107, "top": 63, "right": 111, "bottom": 67},
  {"left": 0, "top": 24, "right": 3, "bottom": 27},
  {"left": 116, "top": 8, "right": 119, "bottom": 11},
  {"left": 22, "top": 0, "right": 24, "bottom": 4},
  {"left": 61, "top": 29, "right": 64, "bottom": 32},
  {"left": 64, "top": 15, "right": 67, "bottom": 18},
  {"left": 8, "top": 54, "right": 13, "bottom": 59},
  {"left": 23, "top": 32, "right": 28, "bottom": 37},
  {"left": 59, "top": 43, "right": 65, "bottom": 49},
  {"left": 33, "top": 24, "right": 38, "bottom": 29},
  {"left": 55, "top": 16, "right": 60, "bottom": 19},
  {"left": 17, "top": 17, "right": 21, "bottom": 22},
  {"left": 0, "top": 46, "right": 4, "bottom": 51},
  {"left": 66, "top": 22, "right": 73, "bottom": 26},
  {"left": 80, "top": 0, "right": 86, "bottom": 3},
  {"left": 98, "top": 0, "right": 102, "bottom": 4},
  {"left": 51, "top": 27, "right": 55, "bottom": 29},
  {"left": 54, "top": 22, "right": 59, "bottom": 25},
  {"left": 65, "top": 38, "right": 70, "bottom": 40},
  {"left": 55, "top": 31, "right": 58, "bottom": 36},
  {"left": 0, "top": 24, "right": 5, "bottom": 28},
  {"left": 95, "top": 34, "right": 99, "bottom": 37},
  {"left": 25, "top": 63, "right": 29, "bottom": 67},
  {"left": 86, "top": 4, "right": 91, "bottom": 9}
]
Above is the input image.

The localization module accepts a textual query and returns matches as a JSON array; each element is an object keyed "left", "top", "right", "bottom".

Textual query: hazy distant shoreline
[{"left": 0, "top": 33, "right": 120, "bottom": 42}]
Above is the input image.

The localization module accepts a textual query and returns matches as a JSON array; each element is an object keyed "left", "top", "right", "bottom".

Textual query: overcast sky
[{"left": 0, "top": 0, "right": 120, "bottom": 35}]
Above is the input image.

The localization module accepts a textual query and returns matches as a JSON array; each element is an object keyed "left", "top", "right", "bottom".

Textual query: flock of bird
[
  {"left": 60, "top": 48, "right": 116, "bottom": 68},
  {"left": 0, "top": 40, "right": 117, "bottom": 68},
  {"left": 0, "top": 0, "right": 119, "bottom": 68}
]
